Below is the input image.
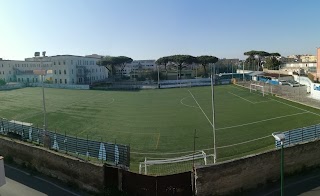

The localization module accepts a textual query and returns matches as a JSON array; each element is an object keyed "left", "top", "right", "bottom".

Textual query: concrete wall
[
  {"left": 0, "top": 136, "right": 104, "bottom": 193},
  {"left": 0, "top": 83, "right": 25, "bottom": 90},
  {"left": 196, "top": 139, "right": 320, "bottom": 195},
  {"left": 28, "top": 83, "right": 90, "bottom": 89}
]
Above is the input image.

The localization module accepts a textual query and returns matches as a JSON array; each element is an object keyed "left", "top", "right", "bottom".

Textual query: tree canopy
[
  {"left": 243, "top": 50, "right": 281, "bottom": 71},
  {"left": 98, "top": 56, "right": 133, "bottom": 77},
  {"left": 196, "top": 55, "right": 219, "bottom": 77},
  {"left": 156, "top": 55, "right": 198, "bottom": 79},
  {"left": 264, "top": 57, "right": 281, "bottom": 70}
]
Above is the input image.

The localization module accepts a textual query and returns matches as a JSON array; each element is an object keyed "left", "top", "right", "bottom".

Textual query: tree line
[{"left": 97, "top": 51, "right": 282, "bottom": 80}]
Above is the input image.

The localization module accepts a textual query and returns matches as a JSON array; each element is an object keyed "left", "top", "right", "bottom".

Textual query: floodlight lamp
[
  {"left": 272, "top": 133, "right": 285, "bottom": 142},
  {"left": 34, "top": 52, "right": 40, "bottom": 57},
  {"left": 42, "top": 51, "right": 46, "bottom": 57}
]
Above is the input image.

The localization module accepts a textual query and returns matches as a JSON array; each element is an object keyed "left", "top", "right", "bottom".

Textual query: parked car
[
  {"left": 279, "top": 80, "right": 289, "bottom": 85},
  {"left": 288, "top": 81, "right": 300, "bottom": 87}
]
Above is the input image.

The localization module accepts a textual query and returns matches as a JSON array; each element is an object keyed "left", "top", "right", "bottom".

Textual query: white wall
[{"left": 293, "top": 75, "right": 320, "bottom": 99}]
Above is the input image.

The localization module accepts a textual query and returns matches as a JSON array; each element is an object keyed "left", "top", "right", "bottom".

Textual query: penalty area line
[
  {"left": 228, "top": 91, "right": 255, "bottom": 104},
  {"left": 188, "top": 90, "right": 213, "bottom": 127},
  {"left": 217, "top": 112, "right": 308, "bottom": 131},
  {"left": 155, "top": 133, "right": 160, "bottom": 149}
]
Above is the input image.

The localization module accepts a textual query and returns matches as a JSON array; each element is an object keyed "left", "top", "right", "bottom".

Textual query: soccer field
[{"left": 1, "top": 85, "right": 320, "bottom": 165}]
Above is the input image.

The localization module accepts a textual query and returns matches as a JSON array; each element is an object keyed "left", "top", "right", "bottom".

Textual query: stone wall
[
  {"left": 196, "top": 139, "right": 320, "bottom": 195},
  {"left": 0, "top": 136, "right": 104, "bottom": 193}
]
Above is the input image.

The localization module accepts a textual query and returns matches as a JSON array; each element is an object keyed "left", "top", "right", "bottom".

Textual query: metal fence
[
  {"left": 275, "top": 124, "right": 320, "bottom": 148},
  {"left": 0, "top": 118, "right": 130, "bottom": 167}
]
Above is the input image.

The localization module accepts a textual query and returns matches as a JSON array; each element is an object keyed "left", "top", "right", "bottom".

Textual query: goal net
[
  {"left": 139, "top": 151, "right": 211, "bottom": 176},
  {"left": 250, "top": 83, "right": 265, "bottom": 96}
]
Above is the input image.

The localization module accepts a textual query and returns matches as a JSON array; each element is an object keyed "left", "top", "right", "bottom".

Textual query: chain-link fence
[{"left": 0, "top": 118, "right": 130, "bottom": 167}]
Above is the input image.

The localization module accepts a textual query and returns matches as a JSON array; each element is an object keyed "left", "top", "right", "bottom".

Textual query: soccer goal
[
  {"left": 250, "top": 83, "right": 265, "bottom": 96},
  {"left": 139, "top": 151, "right": 210, "bottom": 175}
]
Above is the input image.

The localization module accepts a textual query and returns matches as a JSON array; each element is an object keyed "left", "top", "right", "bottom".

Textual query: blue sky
[{"left": 0, "top": 0, "right": 319, "bottom": 60}]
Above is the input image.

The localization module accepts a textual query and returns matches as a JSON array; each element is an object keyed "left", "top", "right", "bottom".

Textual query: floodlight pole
[
  {"left": 41, "top": 56, "right": 47, "bottom": 135},
  {"left": 280, "top": 141, "right": 284, "bottom": 196},
  {"left": 157, "top": 64, "right": 160, "bottom": 89},
  {"left": 211, "top": 63, "right": 216, "bottom": 164},
  {"left": 35, "top": 52, "right": 47, "bottom": 136}
]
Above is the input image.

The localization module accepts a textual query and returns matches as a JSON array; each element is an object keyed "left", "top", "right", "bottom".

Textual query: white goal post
[
  {"left": 139, "top": 151, "right": 209, "bottom": 175},
  {"left": 250, "top": 83, "right": 265, "bottom": 96}
]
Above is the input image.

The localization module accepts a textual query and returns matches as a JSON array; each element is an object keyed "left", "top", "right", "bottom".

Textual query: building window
[
  {"left": 59, "top": 70, "right": 61, "bottom": 74},
  {"left": 63, "top": 61, "right": 66, "bottom": 65},
  {"left": 72, "top": 69, "right": 73, "bottom": 74},
  {"left": 65, "top": 79, "right": 67, "bottom": 84},
  {"left": 54, "top": 70, "right": 57, "bottom": 74},
  {"left": 71, "top": 60, "right": 73, "bottom": 65},
  {"left": 64, "top": 70, "right": 66, "bottom": 74},
  {"left": 22, "top": 78, "right": 23, "bottom": 82},
  {"left": 55, "top": 79, "right": 57, "bottom": 84},
  {"left": 54, "top": 62, "right": 56, "bottom": 65},
  {"left": 33, "top": 78, "right": 34, "bottom": 82},
  {"left": 36, "top": 78, "right": 38, "bottom": 82},
  {"left": 27, "top": 78, "right": 29, "bottom": 83},
  {"left": 58, "top": 62, "right": 60, "bottom": 65},
  {"left": 60, "top": 79, "right": 62, "bottom": 84}
]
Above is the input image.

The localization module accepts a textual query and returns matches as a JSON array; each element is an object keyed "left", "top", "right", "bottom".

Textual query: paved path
[
  {"left": 0, "top": 164, "right": 86, "bottom": 196},
  {"left": 246, "top": 168, "right": 320, "bottom": 196}
]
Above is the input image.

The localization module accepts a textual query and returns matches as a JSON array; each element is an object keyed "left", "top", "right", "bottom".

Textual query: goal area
[
  {"left": 139, "top": 151, "right": 210, "bottom": 175},
  {"left": 250, "top": 83, "right": 265, "bottom": 96}
]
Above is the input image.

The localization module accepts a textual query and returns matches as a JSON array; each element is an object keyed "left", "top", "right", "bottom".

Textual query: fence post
[
  {"left": 101, "top": 137, "right": 103, "bottom": 164},
  {"left": 21, "top": 123, "right": 24, "bottom": 140},
  {"left": 87, "top": 134, "right": 89, "bottom": 161},
  {"left": 76, "top": 134, "right": 78, "bottom": 158},
  {"left": 37, "top": 125, "right": 40, "bottom": 145},
  {"left": 64, "top": 130, "right": 68, "bottom": 154},
  {"left": 289, "top": 131, "right": 291, "bottom": 145},
  {"left": 144, "top": 157, "right": 147, "bottom": 175}
]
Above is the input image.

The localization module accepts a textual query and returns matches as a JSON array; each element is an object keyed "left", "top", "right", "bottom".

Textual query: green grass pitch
[{"left": 1, "top": 85, "right": 320, "bottom": 167}]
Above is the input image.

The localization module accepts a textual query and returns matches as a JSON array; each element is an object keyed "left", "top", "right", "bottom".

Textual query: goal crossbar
[
  {"left": 139, "top": 151, "right": 208, "bottom": 174},
  {"left": 250, "top": 83, "right": 264, "bottom": 96}
]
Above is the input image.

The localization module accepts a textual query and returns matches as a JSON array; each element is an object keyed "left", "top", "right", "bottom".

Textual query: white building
[
  {"left": 0, "top": 55, "right": 108, "bottom": 85},
  {"left": 117, "top": 60, "right": 156, "bottom": 76}
]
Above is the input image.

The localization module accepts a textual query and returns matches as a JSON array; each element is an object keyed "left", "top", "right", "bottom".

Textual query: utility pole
[{"left": 211, "top": 63, "right": 216, "bottom": 164}]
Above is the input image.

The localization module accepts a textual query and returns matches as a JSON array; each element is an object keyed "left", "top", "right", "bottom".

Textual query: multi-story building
[
  {"left": 0, "top": 55, "right": 108, "bottom": 85},
  {"left": 117, "top": 60, "right": 156, "bottom": 77},
  {"left": 300, "top": 55, "right": 317, "bottom": 63}
]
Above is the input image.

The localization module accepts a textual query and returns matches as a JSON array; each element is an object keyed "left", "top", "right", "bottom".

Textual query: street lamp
[
  {"left": 272, "top": 132, "right": 286, "bottom": 196},
  {"left": 34, "top": 51, "right": 49, "bottom": 145}
]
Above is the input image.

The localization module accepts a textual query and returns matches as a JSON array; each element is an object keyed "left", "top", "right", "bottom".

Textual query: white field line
[
  {"left": 216, "top": 135, "right": 272, "bottom": 149},
  {"left": 254, "top": 100, "right": 274, "bottom": 104},
  {"left": 131, "top": 134, "right": 273, "bottom": 155},
  {"left": 271, "top": 98, "right": 320, "bottom": 117},
  {"left": 188, "top": 90, "right": 213, "bottom": 127},
  {"left": 180, "top": 96, "right": 199, "bottom": 109},
  {"left": 216, "top": 112, "right": 308, "bottom": 131},
  {"left": 228, "top": 92, "right": 255, "bottom": 104},
  {"left": 229, "top": 85, "right": 245, "bottom": 91}
]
